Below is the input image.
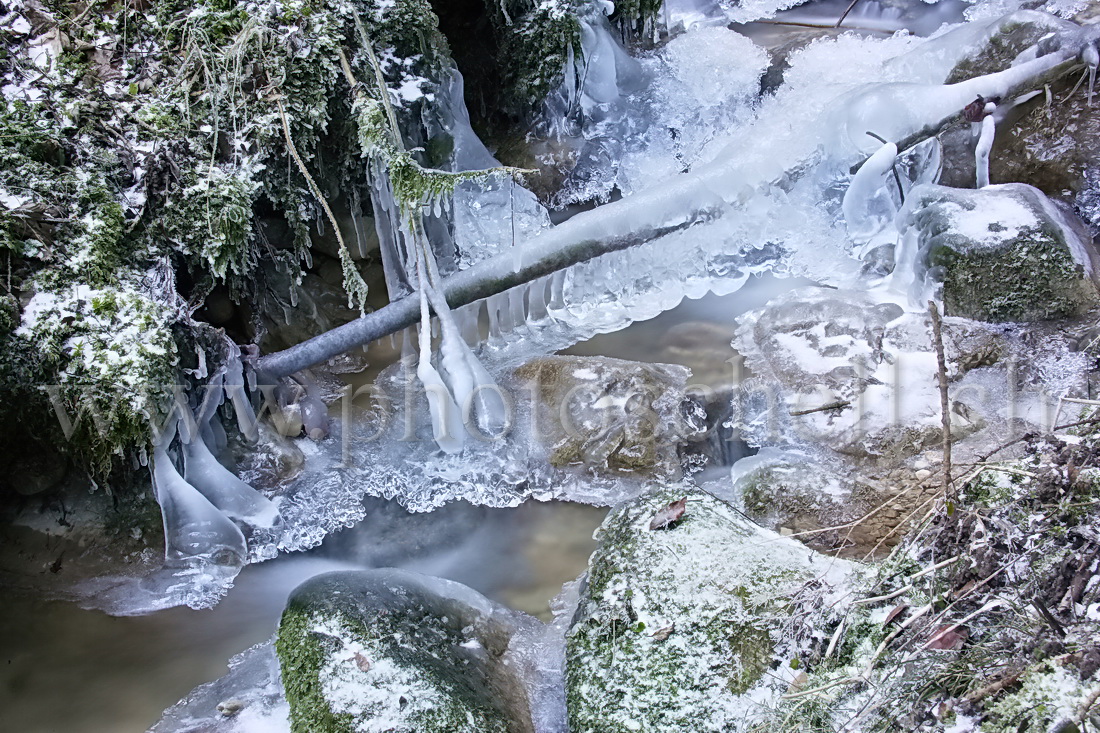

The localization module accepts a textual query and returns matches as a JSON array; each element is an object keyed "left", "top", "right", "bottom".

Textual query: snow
[{"left": 311, "top": 614, "right": 448, "bottom": 733}]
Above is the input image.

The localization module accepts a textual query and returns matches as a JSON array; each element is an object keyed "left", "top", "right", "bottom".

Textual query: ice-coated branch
[
  {"left": 256, "top": 206, "right": 718, "bottom": 380},
  {"left": 850, "top": 43, "right": 1087, "bottom": 175}
]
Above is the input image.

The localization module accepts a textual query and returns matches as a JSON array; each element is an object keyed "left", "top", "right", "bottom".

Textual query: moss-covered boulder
[
  {"left": 511, "top": 355, "right": 701, "bottom": 480},
  {"left": 276, "top": 569, "right": 536, "bottom": 733},
  {"left": 902, "top": 183, "right": 1099, "bottom": 322},
  {"left": 565, "top": 486, "right": 855, "bottom": 731}
]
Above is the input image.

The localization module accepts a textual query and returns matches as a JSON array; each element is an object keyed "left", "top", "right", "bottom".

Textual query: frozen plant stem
[
  {"left": 974, "top": 109, "right": 995, "bottom": 188},
  {"left": 928, "top": 300, "right": 954, "bottom": 503}
]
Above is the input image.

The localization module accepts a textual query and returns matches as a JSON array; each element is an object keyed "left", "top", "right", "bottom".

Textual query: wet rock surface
[{"left": 510, "top": 355, "right": 701, "bottom": 479}]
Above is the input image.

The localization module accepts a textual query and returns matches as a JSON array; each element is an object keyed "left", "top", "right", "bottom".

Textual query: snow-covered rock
[
  {"left": 734, "top": 287, "right": 990, "bottom": 463},
  {"left": 276, "top": 569, "right": 541, "bottom": 733},
  {"left": 565, "top": 485, "right": 856, "bottom": 731},
  {"left": 900, "top": 183, "right": 1099, "bottom": 322}
]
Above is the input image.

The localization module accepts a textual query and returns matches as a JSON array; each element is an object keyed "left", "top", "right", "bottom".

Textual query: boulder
[
  {"left": 901, "top": 183, "right": 1099, "bottom": 322},
  {"left": 565, "top": 486, "right": 855, "bottom": 731},
  {"left": 276, "top": 569, "right": 537, "bottom": 733}
]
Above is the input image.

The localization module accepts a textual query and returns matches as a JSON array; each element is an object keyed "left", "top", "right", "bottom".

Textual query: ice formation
[{"left": 122, "top": 0, "right": 1100, "bottom": 617}]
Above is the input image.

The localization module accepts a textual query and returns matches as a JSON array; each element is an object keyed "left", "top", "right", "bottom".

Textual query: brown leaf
[
  {"left": 353, "top": 652, "right": 371, "bottom": 672},
  {"left": 884, "top": 603, "right": 908, "bottom": 626},
  {"left": 651, "top": 624, "right": 675, "bottom": 642},
  {"left": 952, "top": 580, "right": 977, "bottom": 599},
  {"left": 925, "top": 625, "right": 968, "bottom": 650},
  {"left": 649, "top": 498, "right": 687, "bottom": 530}
]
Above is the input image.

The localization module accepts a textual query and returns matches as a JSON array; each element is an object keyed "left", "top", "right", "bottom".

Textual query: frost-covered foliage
[
  {"left": 0, "top": 0, "right": 459, "bottom": 471},
  {"left": 475, "top": 0, "right": 582, "bottom": 116},
  {"left": 13, "top": 280, "right": 178, "bottom": 471},
  {"left": 759, "top": 424, "right": 1100, "bottom": 732}
]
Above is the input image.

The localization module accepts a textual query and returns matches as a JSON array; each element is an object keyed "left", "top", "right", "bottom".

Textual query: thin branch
[
  {"left": 929, "top": 300, "right": 954, "bottom": 503},
  {"left": 789, "top": 399, "right": 851, "bottom": 416}
]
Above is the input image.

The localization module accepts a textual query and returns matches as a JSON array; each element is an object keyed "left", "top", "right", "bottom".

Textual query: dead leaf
[
  {"left": 649, "top": 498, "right": 687, "bottom": 530},
  {"left": 353, "top": 652, "right": 371, "bottom": 672},
  {"left": 651, "top": 624, "right": 675, "bottom": 642},
  {"left": 787, "top": 670, "right": 809, "bottom": 694},
  {"left": 884, "top": 603, "right": 908, "bottom": 626},
  {"left": 925, "top": 625, "right": 968, "bottom": 650}
]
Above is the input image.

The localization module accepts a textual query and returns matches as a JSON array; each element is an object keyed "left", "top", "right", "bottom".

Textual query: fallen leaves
[
  {"left": 925, "top": 625, "right": 969, "bottom": 650},
  {"left": 649, "top": 498, "right": 687, "bottom": 530},
  {"left": 884, "top": 603, "right": 908, "bottom": 626}
]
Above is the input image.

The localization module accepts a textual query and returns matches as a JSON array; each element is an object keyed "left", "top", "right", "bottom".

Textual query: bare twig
[
  {"left": 835, "top": 0, "right": 861, "bottom": 27},
  {"left": 928, "top": 301, "right": 953, "bottom": 503},
  {"left": 789, "top": 400, "right": 851, "bottom": 417},
  {"left": 1032, "top": 597, "right": 1067, "bottom": 637}
]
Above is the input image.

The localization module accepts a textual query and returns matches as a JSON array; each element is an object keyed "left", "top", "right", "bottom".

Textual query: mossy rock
[
  {"left": 276, "top": 569, "right": 534, "bottom": 733},
  {"left": 907, "top": 183, "right": 1099, "bottom": 322},
  {"left": 565, "top": 486, "right": 855, "bottom": 731}
]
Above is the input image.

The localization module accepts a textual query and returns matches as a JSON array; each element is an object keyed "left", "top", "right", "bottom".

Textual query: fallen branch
[
  {"left": 789, "top": 399, "right": 851, "bottom": 416},
  {"left": 258, "top": 31, "right": 1095, "bottom": 381},
  {"left": 256, "top": 205, "right": 720, "bottom": 380},
  {"left": 850, "top": 43, "right": 1087, "bottom": 174}
]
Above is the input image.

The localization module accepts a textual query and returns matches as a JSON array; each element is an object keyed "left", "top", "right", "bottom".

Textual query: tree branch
[{"left": 255, "top": 207, "right": 720, "bottom": 380}]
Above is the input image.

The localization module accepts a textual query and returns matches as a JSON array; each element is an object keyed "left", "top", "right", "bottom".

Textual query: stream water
[{"left": 0, "top": 276, "right": 795, "bottom": 732}]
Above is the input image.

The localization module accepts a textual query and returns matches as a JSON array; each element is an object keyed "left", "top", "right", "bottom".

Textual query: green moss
[
  {"left": 934, "top": 226, "right": 1096, "bottom": 321},
  {"left": 277, "top": 608, "right": 356, "bottom": 733}
]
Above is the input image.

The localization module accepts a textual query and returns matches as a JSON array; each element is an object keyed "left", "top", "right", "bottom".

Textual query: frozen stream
[
  {"left": 0, "top": 499, "right": 606, "bottom": 732},
  {"left": 2, "top": 0, "right": 1097, "bottom": 729}
]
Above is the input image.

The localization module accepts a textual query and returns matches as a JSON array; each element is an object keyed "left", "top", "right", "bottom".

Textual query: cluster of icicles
[{"left": 148, "top": 340, "right": 328, "bottom": 569}]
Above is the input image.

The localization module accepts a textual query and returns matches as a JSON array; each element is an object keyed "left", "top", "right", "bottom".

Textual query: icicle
[
  {"left": 182, "top": 427, "right": 281, "bottom": 528},
  {"left": 293, "top": 370, "right": 329, "bottom": 440},
  {"left": 223, "top": 340, "right": 259, "bottom": 442},
  {"left": 456, "top": 303, "right": 480, "bottom": 345},
  {"left": 527, "top": 275, "right": 549, "bottom": 323},
  {"left": 401, "top": 325, "right": 416, "bottom": 361},
  {"left": 486, "top": 292, "right": 503, "bottom": 342},
  {"left": 548, "top": 269, "right": 566, "bottom": 315},
  {"left": 152, "top": 444, "right": 247, "bottom": 567},
  {"left": 416, "top": 229, "right": 508, "bottom": 437},
  {"left": 509, "top": 286, "right": 527, "bottom": 331},
  {"left": 1085, "top": 43, "right": 1098, "bottom": 107},
  {"left": 974, "top": 109, "right": 995, "bottom": 189},
  {"left": 843, "top": 140, "right": 898, "bottom": 241},
  {"left": 413, "top": 240, "right": 465, "bottom": 453}
]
